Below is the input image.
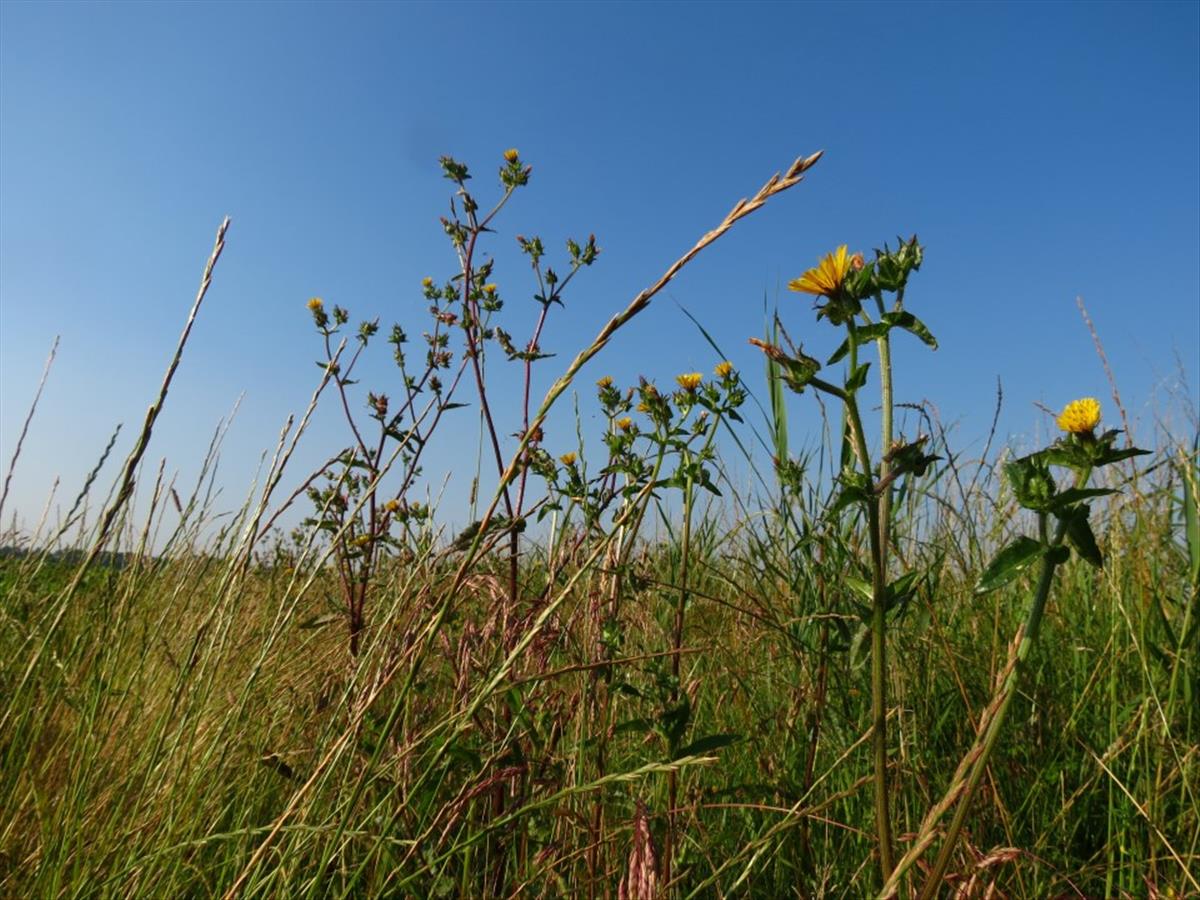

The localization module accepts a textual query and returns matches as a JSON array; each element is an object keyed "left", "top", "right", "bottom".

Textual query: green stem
[
  {"left": 844, "top": 386, "right": 895, "bottom": 880},
  {"left": 667, "top": 408, "right": 722, "bottom": 885},
  {"left": 874, "top": 295, "right": 895, "bottom": 557}
]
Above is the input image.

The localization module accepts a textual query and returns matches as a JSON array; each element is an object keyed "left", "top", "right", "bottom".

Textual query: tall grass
[{"left": 1, "top": 157, "right": 1197, "bottom": 899}]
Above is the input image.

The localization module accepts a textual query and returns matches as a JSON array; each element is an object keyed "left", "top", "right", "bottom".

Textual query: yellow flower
[
  {"left": 306, "top": 297, "right": 324, "bottom": 311},
  {"left": 788, "top": 245, "right": 853, "bottom": 298},
  {"left": 383, "top": 498, "right": 401, "bottom": 513},
  {"left": 1056, "top": 397, "right": 1102, "bottom": 434},
  {"left": 596, "top": 375, "right": 613, "bottom": 389},
  {"left": 559, "top": 452, "right": 577, "bottom": 466},
  {"left": 676, "top": 372, "right": 702, "bottom": 391},
  {"left": 504, "top": 148, "right": 520, "bottom": 163},
  {"left": 483, "top": 283, "right": 498, "bottom": 294},
  {"left": 714, "top": 360, "right": 733, "bottom": 378},
  {"left": 636, "top": 401, "right": 652, "bottom": 414},
  {"left": 616, "top": 417, "right": 633, "bottom": 432},
  {"left": 422, "top": 276, "right": 434, "bottom": 288}
]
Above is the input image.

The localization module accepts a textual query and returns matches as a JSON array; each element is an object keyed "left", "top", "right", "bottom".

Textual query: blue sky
[{"left": 1, "top": 1, "right": 1197, "bottom": 539}]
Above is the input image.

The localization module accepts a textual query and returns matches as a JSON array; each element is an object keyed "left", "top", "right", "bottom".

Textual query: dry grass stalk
[
  {"left": 880, "top": 626, "right": 1025, "bottom": 898},
  {"left": 618, "top": 800, "right": 660, "bottom": 900},
  {"left": 0, "top": 334, "right": 58, "bottom": 530}
]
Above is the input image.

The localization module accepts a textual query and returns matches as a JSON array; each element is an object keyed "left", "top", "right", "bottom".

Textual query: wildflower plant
[
  {"left": 887, "top": 398, "right": 1149, "bottom": 897},
  {"left": 302, "top": 285, "right": 461, "bottom": 656},
  {"left": 303, "top": 149, "right": 600, "bottom": 657},
  {"left": 752, "top": 236, "right": 937, "bottom": 881},
  {"left": 436, "top": 149, "right": 600, "bottom": 629},
  {"left": 530, "top": 362, "right": 746, "bottom": 881}
]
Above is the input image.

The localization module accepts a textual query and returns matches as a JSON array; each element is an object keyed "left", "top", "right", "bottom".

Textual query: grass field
[{"left": 1, "top": 157, "right": 1197, "bottom": 898}]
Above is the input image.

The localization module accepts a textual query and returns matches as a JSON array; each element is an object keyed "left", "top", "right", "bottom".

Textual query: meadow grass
[{"left": 0, "top": 156, "right": 1197, "bottom": 899}]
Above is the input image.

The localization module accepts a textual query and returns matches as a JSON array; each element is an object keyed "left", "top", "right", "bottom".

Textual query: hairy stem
[{"left": 844, "top": 382, "right": 895, "bottom": 881}]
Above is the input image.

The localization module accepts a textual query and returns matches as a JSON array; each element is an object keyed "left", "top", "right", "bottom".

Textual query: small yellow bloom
[
  {"left": 636, "top": 401, "right": 652, "bottom": 414},
  {"left": 422, "top": 276, "right": 434, "bottom": 288},
  {"left": 788, "top": 245, "right": 853, "bottom": 298},
  {"left": 714, "top": 360, "right": 733, "bottom": 378},
  {"left": 1056, "top": 397, "right": 1102, "bottom": 434},
  {"left": 483, "top": 283, "right": 497, "bottom": 294},
  {"left": 676, "top": 372, "right": 702, "bottom": 391},
  {"left": 616, "top": 417, "right": 633, "bottom": 432},
  {"left": 383, "top": 498, "right": 401, "bottom": 513},
  {"left": 504, "top": 148, "right": 520, "bottom": 163},
  {"left": 559, "top": 452, "right": 577, "bottom": 466},
  {"left": 306, "top": 297, "right": 324, "bottom": 311},
  {"left": 596, "top": 375, "right": 614, "bottom": 389}
]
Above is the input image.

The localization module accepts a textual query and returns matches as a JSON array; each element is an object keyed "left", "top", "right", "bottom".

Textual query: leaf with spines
[
  {"left": 976, "top": 536, "right": 1045, "bottom": 594},
  {"left": 1058, "top": 503, "right": 1103, "bottom": 567}
]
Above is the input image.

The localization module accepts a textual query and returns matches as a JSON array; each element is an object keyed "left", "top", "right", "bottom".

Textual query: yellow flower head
[
  {"left": 504, "top": 148, "right": 520, "bottom": 163},
  {"left": 714, "top": 360, "right": 734, "bottom": 378},
  {"left": 306, "top": 297, "right": 324, "bottom": 311},
  {"left": 636, "top": 401, "right": 652, "bottom": 414},
  {"left": 616, "top": 416, "right": 633, "bottom": 432},
  {"left": 559, "top": 452, "right": 577, "bottom": 466},
  {"left": 1056, "top": 397, "right": 1102, "bottom": 435},
  {"left": 676, "top": 372, "right": 702, "bottom": 391},
  {"left": 422, "top": 276, "right": 434, "bottom": 288},
  {"left": 596, "top": 375, "right": 613, "bottom": 389},
  {"left": 383, "top": 498, "right": 401, "bottom": 513},
  {"left": 788, "top": 245, "right": 853, "bottom": 298},
  {"left": 483, "top": 283, "right": 497, "bottom": 294}
]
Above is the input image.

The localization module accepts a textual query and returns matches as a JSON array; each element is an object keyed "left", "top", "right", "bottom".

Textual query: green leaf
[
  {"left": 849, "top": 622, "right": 871, "bottom": 670},
  {"left": 675, "top": 733, "right": 740, "bottom": 759},
  {"left": 975, "top": 536, "right": 1044, "bottom": 594},
  {"left": 886, "top": 570, "right": 922, "bottom": 612},
  {"left": 845, "top": 576, "right": 873, "bottom": 604},
  {"left": 881, "top": 310, "right": 938, "bottom": 349},
  {"left": 1094, "top": 445, "right": 1151, "bottom": 467},
  {"left": 844, "top": 362, "right": 871, "bottom": 393},
  {"left": 1061, "top": 504, "right": 1103, "bottom": 567},
  {"left": 830, "top": 483, "right": 870, "bottom": 516},
  {"left": 1047, "top": 487, "right": 1117, "bottom": 511},
  {"left": 1005, "top": 456, "right": 1057, "bottom": 511},
  {"left": 1047, "top": 545, "right": 1071, "bottom": 566},
  {"left": 827, "top": 324, "right": 889, "bottom": 365}
]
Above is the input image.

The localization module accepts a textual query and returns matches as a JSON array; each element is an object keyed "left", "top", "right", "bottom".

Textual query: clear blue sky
[{"left": 1, "top": 1, "right": 1197, "bottom": 539}]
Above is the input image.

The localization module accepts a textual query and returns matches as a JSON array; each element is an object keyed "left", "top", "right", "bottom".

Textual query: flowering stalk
[
  {"left": 879, "top": 398, "right": 1147, "bottom": 898},
  {"left": 754, "top": 238, "right": 931, "bottom": 888},
  {"left": 666, "top": 371, "right": 728, "bottom": 883},
  {"left": 846, "top": 359, "right": 896, "bottom": 878}
]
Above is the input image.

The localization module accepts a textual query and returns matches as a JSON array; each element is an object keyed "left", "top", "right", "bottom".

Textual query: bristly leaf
[
  {"left": 1046, "top": 487, "right": 1117, "bottom": 511},
  {"left": 1059, "top": 503, "right": 1103, "bottom": 567},
  {"left": 976, "top": 536, "right": 1044, "bottom": 594},
  {"left": 844, "top": 362, "right": 870, "bottom": 393},
  {"left": 881, "top": 310, "right": 938, "bottom": 350},
  {"left": 827, "top": 324, "right": 889, "bottom": 365}
]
